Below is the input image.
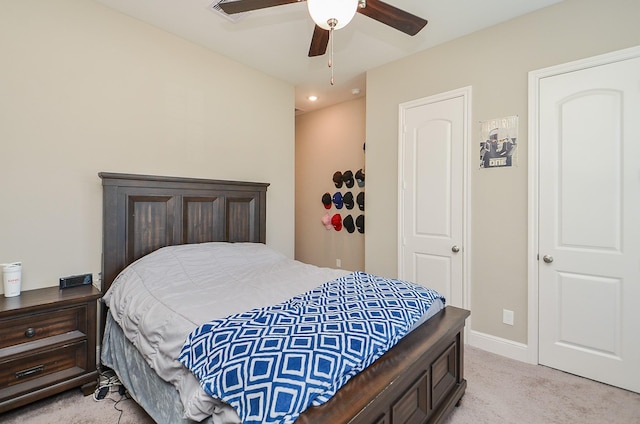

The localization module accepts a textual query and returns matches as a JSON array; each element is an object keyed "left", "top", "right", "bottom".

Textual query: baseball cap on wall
[
  {"left": 355, "top": 169, "right": 365, "bottom": 187},
  {"left": 356, "top": 214, "right": 364, "bottom": 234},
  {"left": 331, "top": 214, "right": 342, "bottom": 231},
  {"left": 332, "top": 192, "right": 343, "bottom": 209},
  {"left": 321, "top": 212, "right": 333, "bottom": 230},
  {"left": 322, "top": 192, "right": 332, "bottom": 209},
  {"left": 342, "top": 170, "right": 354, "bottom": 188},
  {"left": 343, "top": 192, "right": 354, "bottom": 210},
  {"left": 333, "top": 171, "right": 343, "bottom": 188},
  {"left": 356, "top": 191, "right": 365, "bottom": 211},
  {"left": 343, "top": 215, "right": 355, "bottom": 233}
]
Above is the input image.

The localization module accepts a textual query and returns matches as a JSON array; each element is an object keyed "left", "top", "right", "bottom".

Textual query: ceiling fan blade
[
  {"left": 308, "top": 25, "right": 330, "bottom": 57},
  {"left": 358, "top": 0, "right": 427, "bottom": 36},
  {"left": 218, "top": 0, "right": 300, "bottom": 15}
]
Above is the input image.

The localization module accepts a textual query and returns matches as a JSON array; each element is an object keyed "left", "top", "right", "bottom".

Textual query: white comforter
[{"left": 103, "top": 242, "right": 350, "bottom": 421}]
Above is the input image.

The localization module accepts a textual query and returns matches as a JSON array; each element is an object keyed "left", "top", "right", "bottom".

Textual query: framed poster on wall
[{"left": 479, "top": 115, "right": 518, "bottom": 168}]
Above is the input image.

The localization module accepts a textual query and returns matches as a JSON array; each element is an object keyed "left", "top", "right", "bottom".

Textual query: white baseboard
[{"left": 468, "top": 329, "right": 531, "bottom": 363}]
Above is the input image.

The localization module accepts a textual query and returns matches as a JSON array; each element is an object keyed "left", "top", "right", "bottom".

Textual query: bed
[{"left": 99, "top": 172, "right": 470, "bottom": 424}]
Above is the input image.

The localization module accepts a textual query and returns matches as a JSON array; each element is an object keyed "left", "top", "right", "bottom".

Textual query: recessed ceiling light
[
  {"left": 308, "top": 95, "right": 318, "bottom": 101},
  {"left": 351, "top": 88, "right": 361, "bottom": 95}
]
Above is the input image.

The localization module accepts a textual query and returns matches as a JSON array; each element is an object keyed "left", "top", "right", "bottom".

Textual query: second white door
[{"left": 536, "top": 51, "right": 640, "bottom": 393}]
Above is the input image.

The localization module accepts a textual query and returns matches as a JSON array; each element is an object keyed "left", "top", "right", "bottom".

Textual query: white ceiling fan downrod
[{"left": 327, "top": 18, "right": 337, "bottom": 85}]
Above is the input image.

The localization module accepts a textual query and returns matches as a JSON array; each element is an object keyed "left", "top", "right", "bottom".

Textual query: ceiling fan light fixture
[{"left": 307, "top": 0, "right": 359, "bottom": 30}]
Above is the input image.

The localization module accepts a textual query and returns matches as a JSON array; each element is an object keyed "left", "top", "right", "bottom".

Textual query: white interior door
[
  {"left": 398, "top": 88, "right": 469, "bottom": 308},
  {"left": 537, "top": 53, "right": 640, "bottom": 392}
]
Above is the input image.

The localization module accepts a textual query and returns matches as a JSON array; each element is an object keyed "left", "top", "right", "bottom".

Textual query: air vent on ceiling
[{"left": 209, "top": 0, "right": 248, "bottom": 23}]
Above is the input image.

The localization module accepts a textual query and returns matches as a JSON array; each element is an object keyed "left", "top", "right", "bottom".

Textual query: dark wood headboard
[{"left": 99, "top": 172, "right": 269, "bottom": 295}]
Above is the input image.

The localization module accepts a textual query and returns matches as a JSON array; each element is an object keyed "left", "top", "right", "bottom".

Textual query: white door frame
[
  {"left": 398, "top": 86, "right": 472, "bottom": 313},
  {"left": 527, "top": 45, "right": 640, "bottom": 364}
]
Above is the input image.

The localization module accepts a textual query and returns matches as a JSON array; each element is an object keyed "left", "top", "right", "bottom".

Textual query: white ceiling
[{"left": 94, "top": 0, "right": 562, "bottom": 113}]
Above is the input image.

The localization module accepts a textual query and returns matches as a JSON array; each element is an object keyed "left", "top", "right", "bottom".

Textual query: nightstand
[{"left": 0, "top": 285, "right": 102, "bottom": 413}]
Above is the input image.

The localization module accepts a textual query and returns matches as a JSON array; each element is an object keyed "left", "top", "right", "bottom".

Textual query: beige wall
[
  {"left": 0, "top": 0, "right": 295, "bottom": 294},
  {"left": 295, "top": 98, "right": 365, "bottom": 271},
  {"left": 365, "top": 0, "right": 640, "bottom": 344}
]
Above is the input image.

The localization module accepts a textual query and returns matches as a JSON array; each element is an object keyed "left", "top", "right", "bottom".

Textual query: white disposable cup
[{"left": 2, "top": 262, "right": 22, "bottom": 298}]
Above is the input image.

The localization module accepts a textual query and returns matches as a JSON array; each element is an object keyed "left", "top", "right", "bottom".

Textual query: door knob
[
  {"left": 451, "top": 245, "right": 460, "bottom": 253},
  {"left": 543, "top": 255, "right": 554, "bottom": 263}
]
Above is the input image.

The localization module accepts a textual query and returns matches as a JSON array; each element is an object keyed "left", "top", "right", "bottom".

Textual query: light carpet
[
  {"left": 1, "top": 345, "right": 638, "bottom": 423},
  {"left": 442, "top": 346, "right": 639, "bottom": 424}
]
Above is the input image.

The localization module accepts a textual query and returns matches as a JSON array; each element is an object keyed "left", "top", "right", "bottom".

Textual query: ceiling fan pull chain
[{"left": 329, "top": 27, "right": 334, "bottom": 85}]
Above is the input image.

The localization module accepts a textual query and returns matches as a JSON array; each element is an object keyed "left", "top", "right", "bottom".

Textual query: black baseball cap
[
  {"left": 322, "top": 192, "right": 332, "bottom": 209},
  {"left": 356, "top": 192, "right": 364, "bottom": 211},
  {"left": 343, "top": 192, "right": 354, "bottom": 209},
  {"left": 343, "top": 215, "right": 355, "bottom": 233},
  {"left": 333, "top": 171, "right": 343, "bottom": 188},
  {"left": 356, "top": 214, "right": 364, "bottom": 234},
  {"left": 342, "top": 170, "right": 354, "bottom": 188}
]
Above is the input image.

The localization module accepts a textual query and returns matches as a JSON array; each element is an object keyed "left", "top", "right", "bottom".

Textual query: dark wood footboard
[{"left": 296, "top": 306, "right": 470, "bottom": 424}]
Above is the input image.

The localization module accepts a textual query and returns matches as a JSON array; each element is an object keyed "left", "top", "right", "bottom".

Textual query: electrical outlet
[
  {"left": 503, "top": 309, "right": 514, "bottom": 326},
  {"left": 336, "top": 259, "right": 341, "bottom": 268}
]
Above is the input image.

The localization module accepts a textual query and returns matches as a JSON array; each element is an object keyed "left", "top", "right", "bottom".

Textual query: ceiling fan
[{"left": 218, "top": 0, "right": 428, "bottom": 58}]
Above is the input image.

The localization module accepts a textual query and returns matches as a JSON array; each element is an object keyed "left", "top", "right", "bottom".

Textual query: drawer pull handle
[
  {"left": 24, "top": 327, "right": 36, "bottom": 338},
  {"left": 16, "top": 365, "right": 44, "bottom": 379}
]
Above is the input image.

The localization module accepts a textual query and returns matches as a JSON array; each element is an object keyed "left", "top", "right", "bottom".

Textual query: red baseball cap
[{"left": 331, "top": 214, "right": 342, "bottom": 231}]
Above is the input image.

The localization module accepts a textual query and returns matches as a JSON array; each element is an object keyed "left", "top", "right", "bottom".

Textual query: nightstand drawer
[
  {"left": 0, "top": 306, "right": 85, "bottom": 349},
  {"left": 0, "top": 340, "right": 87, "bottom": 389}
]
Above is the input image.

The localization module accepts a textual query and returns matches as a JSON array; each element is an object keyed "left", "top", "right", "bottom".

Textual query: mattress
[{"left": 101, "top": 242, "right": 443, "bottom": 423}]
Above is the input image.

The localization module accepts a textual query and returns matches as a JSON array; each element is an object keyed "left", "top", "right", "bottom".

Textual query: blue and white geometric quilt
[{"left": 179, "top": 271, "right": 445, "bottom": 424}]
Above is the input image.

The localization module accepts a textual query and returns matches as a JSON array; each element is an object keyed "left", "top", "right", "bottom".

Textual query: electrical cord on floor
[
  {"left": 111, "top": 392, "right": 132, "bottom": 424},
  {"left": 93, "top": 370, "right": 120, "bottom": 401},
  {"left": 93, "top": 369, "right": 132, "bottom": 424}
]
